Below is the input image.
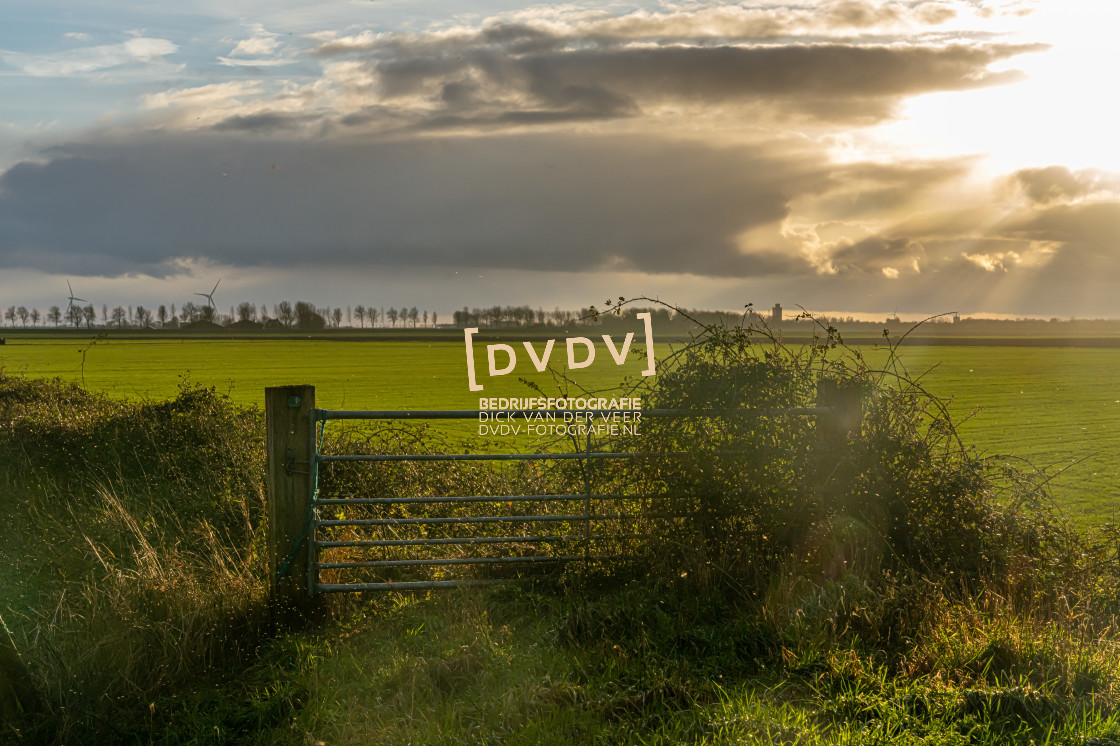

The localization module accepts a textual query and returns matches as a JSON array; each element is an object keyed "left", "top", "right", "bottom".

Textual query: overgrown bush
[
  {"left": 610, "top": 309, "right": 1091, "bottom": 623},
  {"left": 0, "top": 374, "right": 270, "bottom": 743},
  {"left": 0, "top": 374, "right": 264, "bottom": 548}
]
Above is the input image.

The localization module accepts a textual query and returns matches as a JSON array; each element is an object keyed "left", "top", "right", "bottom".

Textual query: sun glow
[{"left": 848, "top": 0, "right": 1120, "bottom": 176}]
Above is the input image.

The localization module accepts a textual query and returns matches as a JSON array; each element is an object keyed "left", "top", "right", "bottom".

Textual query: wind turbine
[
  {"left": 65, "top": 280, "right": 87, "bottom": 314},
  {"left": 194, "top": 279, "right": 220, "bottom": 309}
]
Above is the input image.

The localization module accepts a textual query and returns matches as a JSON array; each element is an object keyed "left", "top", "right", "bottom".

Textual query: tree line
[
  {"left": 450, "top": 305, "right": 593, "bottom": 327},
  {"left": 0, "top": 301, "right": 445, "bottom": 330},
  {"left": 3, "top": 295, "right": 744, "bottom": 332},
  {"left": 1, "top": 301, "right": 616, "bottom": 330}
]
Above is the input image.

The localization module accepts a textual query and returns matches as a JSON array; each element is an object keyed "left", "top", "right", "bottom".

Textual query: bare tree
[
  {"left": 237, "top": 302, "right": 256, "bottom": 323},
  {"left": 30, "top": 308, "right": 40, "bottom": 327},
  {"left": 48, "top": 306, "right": 61, "bottom": 327},
  {"left": 277, "top": 301, "right": 294, "bottom": 328},
  {"left": 354, "top": 305, "right": 366, "bottom": 328},
  {"left": 331, "top": 307, "right": 343, "bottom": 328},
  {"left": 83, "top": 304, "right": 96, "bottom": 329},
  {"left": 158, "top": 305, "right": 168, "bottom": 326},
  {"left": 16, "top": 306, "right": 29, "bottom": 326},
  {"left": 387, "top": 308, "right": 399, "bottom": 327}
]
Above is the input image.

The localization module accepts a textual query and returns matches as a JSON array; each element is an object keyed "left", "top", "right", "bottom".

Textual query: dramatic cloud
[
  {"left": 10, "top": 123, "right": 1115, "bottom": 296},
  {"left": 0, "top": 133, "right": 830, "bottom": 277},
  {"left": 305, "top": 22, "right": 1042, "bottom": 129},
  {"left": 100, "top": 3, "right": 1041, "bottom": 137},
  {"left": 808, "top": 168, "right": 1120, "bottom": 287},
  {"left": 3, "top": 0, "right": 1105, "bottom": 317}
]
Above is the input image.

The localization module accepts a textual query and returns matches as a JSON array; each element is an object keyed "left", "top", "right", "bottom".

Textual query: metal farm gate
[{"left": 264, "top": 385, "right": 859, "bottom": 605}]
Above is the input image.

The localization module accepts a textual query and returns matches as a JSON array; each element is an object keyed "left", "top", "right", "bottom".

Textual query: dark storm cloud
[
  {"left": 14, "top": 126, "right": 1114, "bottom": 287},
  {"left": 512, "top": 43, "right": 1031, "bottom": 101},
  {"left": 313, "top": 21, "right": 1043, "bottom": 127},
  {"left": 0, "top": 133, "right": 829, "bottom": 277},
  {"left": 10, "top": 121, "right": 1116, "bottom": 296}
]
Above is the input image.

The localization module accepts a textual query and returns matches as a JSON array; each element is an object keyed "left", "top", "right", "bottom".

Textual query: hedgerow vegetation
[{"left": 3, "top": 311, "right": 1120, "bottom": 744}]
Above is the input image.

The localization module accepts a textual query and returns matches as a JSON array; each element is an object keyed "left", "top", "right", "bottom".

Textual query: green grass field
[
  {"left": 871, "top": 345, "right": 1120, "bottom": 525},
  {"left": 2, "top": 335, "right": 1118, "bottom": 526},
  {"left": 0, "top": 337, "right": 655, "bottom": 409}
]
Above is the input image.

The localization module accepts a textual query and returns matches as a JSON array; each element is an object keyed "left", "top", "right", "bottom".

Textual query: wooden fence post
[
  {"left": 266, "top": 385, "right": 316, "bottom": 611},
  {"left": 816, "top": 379, "right": 862, "bottom": 448}
]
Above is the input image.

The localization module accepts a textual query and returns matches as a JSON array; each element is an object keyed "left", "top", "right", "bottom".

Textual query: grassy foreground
[{"left": 4, "top": 322, "right": 1120, "bottom": 743}]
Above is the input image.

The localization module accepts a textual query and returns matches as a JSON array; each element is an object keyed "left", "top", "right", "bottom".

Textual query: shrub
[
  {"left": 614, "top": 312, "right": 1082, "bottom": 610},
  {"left": 0, "top": 373, "right": 269, "bottom": 742},
  {"left": 0, "top": 373, "right": 264, "bottom": 548}
]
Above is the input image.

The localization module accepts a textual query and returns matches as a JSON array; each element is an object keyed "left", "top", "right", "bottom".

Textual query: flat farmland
[
  {"left": 868, "top": 345, "right": 1120, "bottom": 526},
  {"left": 1, "top": 336, "right": 1117, "bottom": 526},
  {"left": 0, "top": 337, "right": 654, "bottom": 409}
]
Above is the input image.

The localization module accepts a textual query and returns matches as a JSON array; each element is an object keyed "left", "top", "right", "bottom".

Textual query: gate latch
[{"left": 285, "top": 445, "right": 310, "bottom": 476}]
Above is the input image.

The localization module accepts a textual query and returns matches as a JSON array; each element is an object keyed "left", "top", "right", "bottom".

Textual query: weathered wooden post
[
  {"left": 266, "top": 385, "right": 316, "bottom": 611},
  {"left": 816, "top": 379, "right": 863, "bottom": 447}
]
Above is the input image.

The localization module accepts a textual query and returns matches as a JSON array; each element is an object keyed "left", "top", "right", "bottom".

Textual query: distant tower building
[
  {"left": 952, "top": 313, "right": 961, "bottom": 323},
  {"left": 771, "top": 303, "right": 783, "bottom": 323}
]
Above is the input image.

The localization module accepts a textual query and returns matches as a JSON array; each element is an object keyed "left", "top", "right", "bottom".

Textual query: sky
[{"left": 0, "top": 0, "right": 1118, "bottom": 320}]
